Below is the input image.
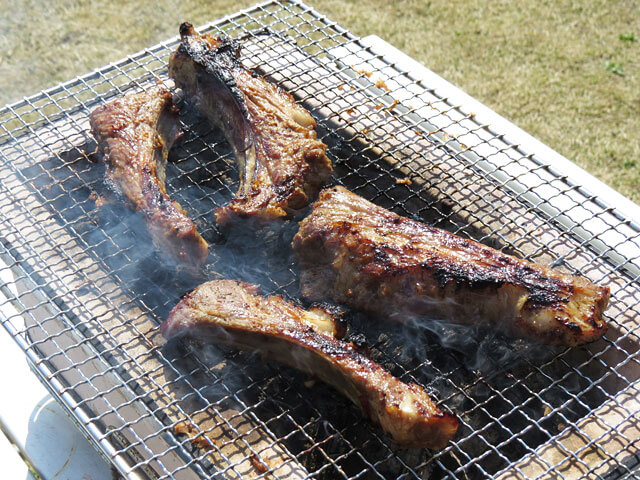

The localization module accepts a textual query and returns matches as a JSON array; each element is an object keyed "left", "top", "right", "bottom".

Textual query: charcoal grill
[{"left": 1, "top": 1, "right": 640, "bottom": 478}]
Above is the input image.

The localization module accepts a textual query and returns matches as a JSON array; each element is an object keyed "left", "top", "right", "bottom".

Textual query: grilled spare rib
[
  {"left": 162, "top": 280, "right": 458, "bottom": 449},
  {"left": 168, "top": 23, "right": 332, "bottom": 224},
  {"left": 90, "top": 86, "right": 209, "bottom": 268},
  {"left": 293, "top": 186, "right": 610, "bottom": 346}
]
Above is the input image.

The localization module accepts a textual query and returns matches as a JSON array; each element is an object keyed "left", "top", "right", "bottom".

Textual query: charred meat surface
[
  {"left": 90, "top": 86, "right": 209, "bottom": 268},
  {"left": 168, "top": 23, "right": 332, "bottom": 224},
  {"left": 293, "top": 186, "right": 610, "bottom": 346},
  {"left": 162, "top": 279, "right": 458, "bottom": 449}
]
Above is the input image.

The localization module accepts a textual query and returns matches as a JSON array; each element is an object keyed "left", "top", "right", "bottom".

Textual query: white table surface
[{"left": 0, "top": 264, "right": 116, "bottom": 480}]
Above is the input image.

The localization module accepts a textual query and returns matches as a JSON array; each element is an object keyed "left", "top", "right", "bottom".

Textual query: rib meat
[
  {"left": 168, "top": 23, "right": 332, "bottom": 224},
  {"left": 162, "top": 279, "right": 458, "bottom": 449},
  {"left": 292, "top": 186, "right": 610, "bottom": 346},
  {"left": 90, "top": 86, "right": 209, "bottom": 268}
]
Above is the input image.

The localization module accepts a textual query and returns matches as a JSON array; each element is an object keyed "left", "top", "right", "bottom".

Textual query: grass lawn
[{"left": 0, "top": 0, "right": 638, "bottom": 201}]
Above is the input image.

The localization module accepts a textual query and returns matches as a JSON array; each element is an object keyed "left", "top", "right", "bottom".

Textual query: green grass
[
  {"left": 1, "top": 0, "right": 638, "bottom": 202},
  {"left": 605, "top": 60, "right": 625, "bottom": 76},
  {"left": 619, "top": 32, "right": 637, "bottom": 42}
]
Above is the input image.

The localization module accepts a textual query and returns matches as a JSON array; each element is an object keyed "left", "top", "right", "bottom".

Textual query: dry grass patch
[{"left": 1, "top": 0, "right": 638, "bottom": 201}]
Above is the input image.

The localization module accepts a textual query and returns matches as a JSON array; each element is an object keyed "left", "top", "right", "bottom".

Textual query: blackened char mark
[
  {"left": 293, "top": 186, "right": 610, "bottom": 346},
  {"left": 162, "top": 280, "right": 459, "bottom": 449},
  {"left": 169, "top": 24, "right": 332, "bottom": 224}
]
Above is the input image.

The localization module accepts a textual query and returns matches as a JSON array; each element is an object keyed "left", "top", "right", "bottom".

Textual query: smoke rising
[{"left": 24, "top": 86, "right": 602, "bottom": 479}]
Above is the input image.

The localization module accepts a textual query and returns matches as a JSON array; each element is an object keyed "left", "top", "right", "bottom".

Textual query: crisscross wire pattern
[{"left": 0, "top": 1, "right": 639, "bottom": 479}]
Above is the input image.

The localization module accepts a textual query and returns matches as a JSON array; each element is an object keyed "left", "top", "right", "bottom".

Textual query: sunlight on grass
[{"left": 0, "top": 0, "right": 638, "bottom": 201}]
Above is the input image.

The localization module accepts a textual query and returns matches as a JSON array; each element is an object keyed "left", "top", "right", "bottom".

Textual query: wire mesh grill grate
[{"left": 1, "top": 1, "right": 640, "bottom": 479}]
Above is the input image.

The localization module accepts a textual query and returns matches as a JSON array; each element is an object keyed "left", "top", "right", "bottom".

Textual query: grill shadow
[{"left": 12, "top": 77, "right": 637, "bottom": 480}]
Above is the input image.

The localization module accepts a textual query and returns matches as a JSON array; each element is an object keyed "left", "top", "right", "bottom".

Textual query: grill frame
[{"left": 0, "top": 1, "right": 639, "bottom": 479}]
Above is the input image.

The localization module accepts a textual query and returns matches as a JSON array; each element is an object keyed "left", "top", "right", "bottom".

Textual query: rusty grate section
[{"left": 1, "top": 1, "right": 640, "bottom": 479}]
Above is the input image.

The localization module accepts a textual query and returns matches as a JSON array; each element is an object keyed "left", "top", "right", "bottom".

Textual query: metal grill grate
[{"left": 1, "top": 1, "right": 640, "bottom": 479}]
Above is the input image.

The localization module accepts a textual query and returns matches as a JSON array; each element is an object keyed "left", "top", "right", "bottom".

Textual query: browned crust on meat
[
  {"left": 162, "top": 280, "right": 458, "bottom": 449},
  {"left": 89, "top": 86, "right": 209, "bottom": 268},
  {"left": 168, "top": 24, "right": 332, "bottom": 224},
  {"left": 292, "top": 186, "right": 610, "bottom": 346}
]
